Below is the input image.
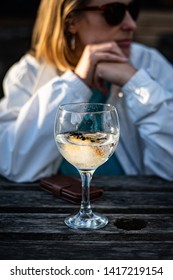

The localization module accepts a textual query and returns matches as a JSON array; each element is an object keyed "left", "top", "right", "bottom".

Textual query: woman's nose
[{"left": 121, "top": 11, "right": 137, "bottom": 31}]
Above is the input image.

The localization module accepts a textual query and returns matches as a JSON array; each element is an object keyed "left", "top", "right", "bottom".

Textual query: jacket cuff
[{"left": 121, "top": 68, "right": 172, "bottom": 121}]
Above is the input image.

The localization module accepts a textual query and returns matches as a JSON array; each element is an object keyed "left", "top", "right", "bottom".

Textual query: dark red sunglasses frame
[{"left": 73, "top": 1, "right": 141, "bottom": 26}]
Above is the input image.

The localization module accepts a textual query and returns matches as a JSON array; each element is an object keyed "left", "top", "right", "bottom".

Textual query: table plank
[
  {"left": 0, "top": 175, "right": 172, "bottom": 190},
  {"left": 0, "top": 240, "right": 172, "bottom": 260},
  {"left": 0, "top": 190, "right": 172, "bottom": 214},
  {"left": 0, "top": 213, "right": 173, "bottom": 239},
  {"left": 0, "top": 176, "right": 172, "bottom": 214}
]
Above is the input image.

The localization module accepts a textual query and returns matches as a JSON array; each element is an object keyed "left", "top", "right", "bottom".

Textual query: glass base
[{"left": 64, "top": 211, "right": 108, "bottom": 230}]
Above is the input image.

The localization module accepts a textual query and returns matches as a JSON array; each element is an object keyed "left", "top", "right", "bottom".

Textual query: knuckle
[{"left": 109, "top": 41, "right": 116, "bottom": 50}]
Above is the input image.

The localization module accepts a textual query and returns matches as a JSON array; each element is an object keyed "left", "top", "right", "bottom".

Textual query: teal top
[{"left": 59, "top": 86, "right": 125, "bottom": 176}]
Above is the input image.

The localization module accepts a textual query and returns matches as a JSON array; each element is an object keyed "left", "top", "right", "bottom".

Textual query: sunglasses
[{"left": 73, "top": 1, "right": 140, "bottom": 26}]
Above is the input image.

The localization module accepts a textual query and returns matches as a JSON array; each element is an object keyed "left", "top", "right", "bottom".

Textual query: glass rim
[{"left": 58, "top": 102, "right": 117, "bottom": 114}]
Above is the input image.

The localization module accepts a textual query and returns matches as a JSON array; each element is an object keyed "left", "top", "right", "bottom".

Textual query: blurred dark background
[
  {"left": 0, "top": 0, "right": 173, "bottom": 98},
  {"left": 0, "top": 1, "right": 40, "bottom": 98}
]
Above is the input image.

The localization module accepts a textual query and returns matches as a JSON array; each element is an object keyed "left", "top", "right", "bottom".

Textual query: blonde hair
[{"left": 30, "top": 0, "right": 89, "bottom": 72}]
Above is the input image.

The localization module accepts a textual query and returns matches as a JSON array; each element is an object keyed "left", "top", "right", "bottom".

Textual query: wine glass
[{"left": 54, "top": 102, "right": 120, "bottom": 230}]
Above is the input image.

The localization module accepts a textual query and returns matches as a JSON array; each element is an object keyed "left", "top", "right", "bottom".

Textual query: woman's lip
[{"left": 117, "top": 39, "right": 132, "bottom": 47}]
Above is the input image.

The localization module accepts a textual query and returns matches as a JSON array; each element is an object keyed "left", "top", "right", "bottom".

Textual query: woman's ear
[
  {"left": 66, "top": 17, "right": 78, "bottom": 50},
  {"left": 67, "top": 18, "right": 78, "bottom": 34}
]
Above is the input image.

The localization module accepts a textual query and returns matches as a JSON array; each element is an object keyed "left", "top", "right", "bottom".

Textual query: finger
[
  {"left": 91, "top": 51, "right": 128, "bottom": 66},
  {"left": 89, "top": 41, "right": 126, "bottom": 58},
  {"left": 93, "top": 62, "right": 112, "bottom": 90}
]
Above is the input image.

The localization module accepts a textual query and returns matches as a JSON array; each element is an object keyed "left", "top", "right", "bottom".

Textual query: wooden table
[{"left": 0, "top": 175, "right": 173, "bottom": 260}]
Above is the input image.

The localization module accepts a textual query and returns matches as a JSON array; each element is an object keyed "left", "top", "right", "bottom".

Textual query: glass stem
[{"left": 79, "top": 171, "right": 94, "bottom": 217}]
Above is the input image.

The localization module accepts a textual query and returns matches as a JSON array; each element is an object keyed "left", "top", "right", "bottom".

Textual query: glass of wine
[{"left": 54, "top": 102, "right": 120, "bottom": 230}]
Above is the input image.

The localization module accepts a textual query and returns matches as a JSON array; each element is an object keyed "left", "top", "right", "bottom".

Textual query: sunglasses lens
[
  {"left": 103, "top": 1, "right": 140, "bottom": 26},
  {"left": 104, "top": 3, "right": 125, "bottom": 26},
  {"left": 129, "top": 1, "right": 141, "bottom": 21}
]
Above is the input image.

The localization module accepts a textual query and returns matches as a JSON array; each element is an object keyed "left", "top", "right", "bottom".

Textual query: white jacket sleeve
[
  {"left": 0, "top": 61, "right": 92, "bottom": 182},
  {"left": 122, "top": 48, "right": 173, "bottom": 181}
]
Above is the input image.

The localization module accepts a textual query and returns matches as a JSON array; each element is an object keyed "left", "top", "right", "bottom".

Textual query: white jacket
[{"left": 0, "top": 43, "right": 173, "bottom": 182}]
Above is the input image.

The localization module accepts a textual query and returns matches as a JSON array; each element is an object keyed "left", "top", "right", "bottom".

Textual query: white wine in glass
[{"left": 54, "top": 103, "right": 120, "bottom": 230}]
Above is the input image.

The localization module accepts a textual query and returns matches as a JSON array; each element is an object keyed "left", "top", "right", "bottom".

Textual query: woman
[{"left": 0, "top": 0, "right": 173, "bottom": 182}]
